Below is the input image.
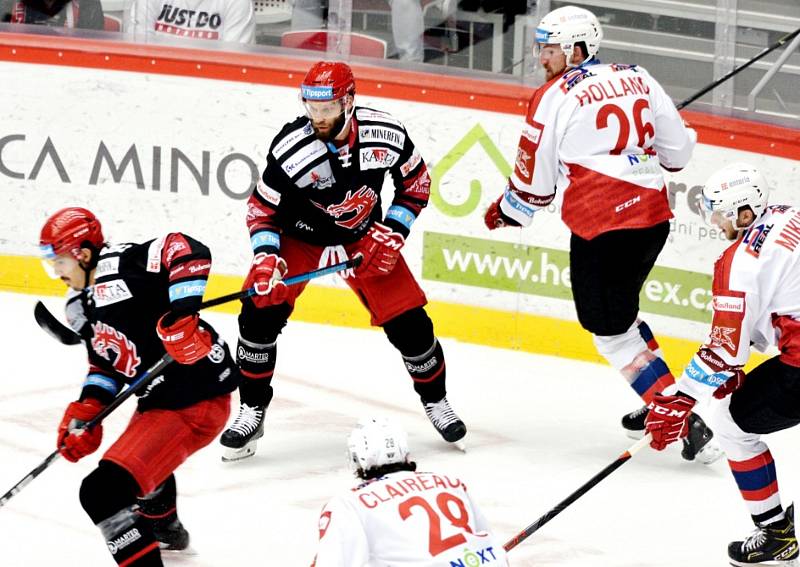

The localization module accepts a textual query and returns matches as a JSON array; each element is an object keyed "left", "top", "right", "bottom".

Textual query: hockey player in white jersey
[
  {"left": 483, "top": 5, "right": 719, "bottom": 463},
  {"left": 312, "top": 417, "right": 508, "bottom": 567},
  {"left": 646, "top": 163, "right": 800, "bottom": 566}
]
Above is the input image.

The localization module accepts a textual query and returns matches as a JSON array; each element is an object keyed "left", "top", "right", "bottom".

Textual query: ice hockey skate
[
  {"left": 422, "top": 396, "right": 467, "bottom": 451},
  {"left": 621, "top": 405, "right": 648, "bottom": 439},
  {"left": 729, "top": 504, "right": 799, "bottom": 566},
  {"left": 220, "top": 403, "right": 266, "bottom": 462},
  {"left": 155, "top": 518, "right": 192, "bottom": 552},
  {"left": 681, "top": 413, "right": 723, "bottom": 464},
  {"left": 623, "top": 405, "right": 722, "bottom": 464}
]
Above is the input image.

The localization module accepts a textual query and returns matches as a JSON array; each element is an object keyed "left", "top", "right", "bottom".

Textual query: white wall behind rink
[{"left": 1, "top": 60, "right": 797, "bottom": 340}]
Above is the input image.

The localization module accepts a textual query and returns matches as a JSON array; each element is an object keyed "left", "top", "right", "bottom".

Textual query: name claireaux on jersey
[{"left": 354, "top": 473, "right": 466, "bottom": 508}]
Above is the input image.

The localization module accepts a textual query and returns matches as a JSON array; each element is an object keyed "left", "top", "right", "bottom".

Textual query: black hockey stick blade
[
  {"left": 503, "top": 434, "right": 652, "bottom": 552},
  {"left": 0, "top": 354, "right": 173, "bottom": 509},
  {"left": 33, "top": 301, "right": 81, "bottom": 345}
]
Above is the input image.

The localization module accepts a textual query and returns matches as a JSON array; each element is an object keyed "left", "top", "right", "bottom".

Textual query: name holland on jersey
[{"left": 355, "top": 473, "right": 466, "bottom": 509}]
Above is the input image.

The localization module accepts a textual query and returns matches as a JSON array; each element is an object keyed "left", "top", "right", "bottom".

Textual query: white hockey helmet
[
  {"left": 535, "top": 5, "right": 603, "bottom": 64},
  {"left": 347, "top": 416, "right": 410, "bottom": 475},
  {"left": 700, "top": 163, "right": 770, "bottom": 230}
]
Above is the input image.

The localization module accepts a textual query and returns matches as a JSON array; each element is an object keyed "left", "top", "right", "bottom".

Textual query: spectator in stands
[
  {"left": 124, "top": 0, "right": 255, "bottom": 44},
  {"left": 291, "top": 0, "right": 454, "bottom": 62},
  {"left": 1, "top": 0, "right": 104, "bottom": 29}
]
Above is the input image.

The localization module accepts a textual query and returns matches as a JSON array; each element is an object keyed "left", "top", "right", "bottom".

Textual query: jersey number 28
[{"left": 398, "top": 492, "right": 472, "bottom": 556}]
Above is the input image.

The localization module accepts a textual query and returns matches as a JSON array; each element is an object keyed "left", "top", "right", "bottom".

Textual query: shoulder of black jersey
[
  {"left": 269, "top": 116, "right": 316, "bottom": 158},
  {"left": 354, "top": 106, "right": 405, "bottom": 130}
]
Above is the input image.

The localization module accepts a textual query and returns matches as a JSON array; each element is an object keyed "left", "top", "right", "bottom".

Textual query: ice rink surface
[{"left": 2, "top": 290, "right": 799, "bottom": 566}]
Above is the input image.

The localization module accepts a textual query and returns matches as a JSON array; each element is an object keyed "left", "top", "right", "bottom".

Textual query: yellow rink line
[{"left": 0, "top": 254, "right": 767, "bottom": 374}]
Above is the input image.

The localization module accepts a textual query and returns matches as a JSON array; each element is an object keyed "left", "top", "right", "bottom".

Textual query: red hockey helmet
[
  {"left": 40, "top": 207, "right": 104, "bottom": 260},
  {"left": 300, "top": 61, "right": 356, "bottom": 102}
]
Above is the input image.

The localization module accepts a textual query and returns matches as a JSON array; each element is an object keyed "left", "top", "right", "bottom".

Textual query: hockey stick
[
  {"left": 503, "top": 433, "right": 652, "bottom": 552},
  {"left": 0, "top": 354, "right": 173, "bottom": 509},
  {"left": 33, "top": 256, "right": 363, "bottom": 346},
  {"left": 676, "top": 26, "right": 800, "bottom": 110},
  {"left": 3, "top": 256, "right": 362, "bottom": 507}
]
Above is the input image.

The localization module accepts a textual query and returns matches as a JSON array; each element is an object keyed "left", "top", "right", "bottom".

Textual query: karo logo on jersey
[
  {"left": 91, "top": 322, "right": 142, "bottom": 378},
  {"left": 360, "top": 147, "right": 399, "bottom": 170},
  {"left": 93, "top": 279, "right": 133, "bottom": 307},
  {"left": 311, "top": 186, "right": 378, "bottom": 230}
]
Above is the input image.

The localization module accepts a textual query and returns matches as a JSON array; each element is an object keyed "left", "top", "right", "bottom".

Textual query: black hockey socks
[
  {"left": 383, "top": 308, "right": 447, "bottom": 403},
  {"left": 404, "top": 338, "right": 447, "bottom": 403},
  {"left": 236, "top": 337, "right": 276, "bottom": 407},
  {"left": 137, "top": 475, "right": 190, "bottom": 551},
  {"left": 80, "top": 462, "right": 161, "bottom": 566},
  {"left": 99, "top": 506, "right": 162, "bottom": 566}
]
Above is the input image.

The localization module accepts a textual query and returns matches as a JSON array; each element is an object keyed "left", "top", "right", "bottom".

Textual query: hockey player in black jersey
[
  {"left": 39, "top": 207, "right": 239, "bottom": 566},
  {"left": 220, "top": 60, "right": 466, "bottom": 461}
]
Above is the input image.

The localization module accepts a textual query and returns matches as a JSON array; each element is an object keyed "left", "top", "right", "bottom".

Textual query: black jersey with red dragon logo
[
  {"left": 245, "top": 106, "right": 432, "bottom": 254},
  {"left": 74, "top": 233, "right": 239, "bottom": 411}
]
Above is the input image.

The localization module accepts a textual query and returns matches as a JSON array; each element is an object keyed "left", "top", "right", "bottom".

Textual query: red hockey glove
[
  {"left": 244, "top": 252, "right": 288, "bottom": 308},
  {"left": 157, "top": 313, "right": 213, "bottom": 364},
  {"left": 484, "top": 194, "right": 521, "bottom": 230},
  {"left": 645, "top": 394, "right": 695, "bottom": 451},
  {"left": 713, "top": 368, "right": 747, "bottom": 400},
  {"left": 57, "top": 398, "right": 104, "bottom": 463},
  {"left": 355, "top": 222, "right": 405, "bottom": 277}
]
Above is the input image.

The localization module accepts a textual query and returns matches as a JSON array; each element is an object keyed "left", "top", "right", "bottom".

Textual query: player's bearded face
[
  {"left": 304, "top": 96, "right": 351, "bottom": 141},
  {"left": 536, "top": 43, "right": 567, "bottom": 80},
  {"left": 305, "top": 99, "right": 345, "bottom": 140}
]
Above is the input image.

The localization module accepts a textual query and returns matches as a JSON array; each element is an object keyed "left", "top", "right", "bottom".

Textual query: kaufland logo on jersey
[
  {"left": 301, "top": 85, "right": 334, "bottom": 100},
  {"left": 712, "top": 295, "right": 744, "bottom": 313}
]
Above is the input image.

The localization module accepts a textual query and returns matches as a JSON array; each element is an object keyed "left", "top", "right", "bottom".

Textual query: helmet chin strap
[{"left": 333, "top": 97, "right": 355, "bottom": 140}]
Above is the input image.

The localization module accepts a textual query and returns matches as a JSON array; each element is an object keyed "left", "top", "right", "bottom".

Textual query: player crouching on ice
[
  {"left": 645, "top": 164, "right": 800, "bottom": 566},
  {"left": 311, "top": 416, "right": 508, "bottom": 566},
  {"left": 39, "top": 207, "right": 240, "bottom": 566}
]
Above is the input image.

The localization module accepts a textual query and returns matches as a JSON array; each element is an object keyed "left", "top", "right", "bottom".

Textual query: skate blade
[
  {"left": 161, "top": 544, "right": 198, "bottom": 555},
  {"left": 221, "top": 442, "right": 258, "bottom": 462},
  {"left": 696, "top": 441, "right": 724, "bottom": 465}
]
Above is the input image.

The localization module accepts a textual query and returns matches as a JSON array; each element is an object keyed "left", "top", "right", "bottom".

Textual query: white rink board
[{"left": 1, "top": 61, "right": 798, "bottom": 339}]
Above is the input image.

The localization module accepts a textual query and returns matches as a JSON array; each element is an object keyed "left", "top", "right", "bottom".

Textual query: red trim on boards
[{"left": 0, "top": 32, "right": 798, "bottom": 158}]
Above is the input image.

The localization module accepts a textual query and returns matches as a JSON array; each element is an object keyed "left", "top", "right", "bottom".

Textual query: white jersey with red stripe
[
  {"left": 500, "top": 60, "right": 696, "bottom": 239},
  {"left": 678, "top": 205, "right": 800, "bottom": 401},
  {"left": 312, "top": 470, "right": 508, "bottom": 567},
  {"left": 124, "top": 0, "right": 255, "bottom": 43}
]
